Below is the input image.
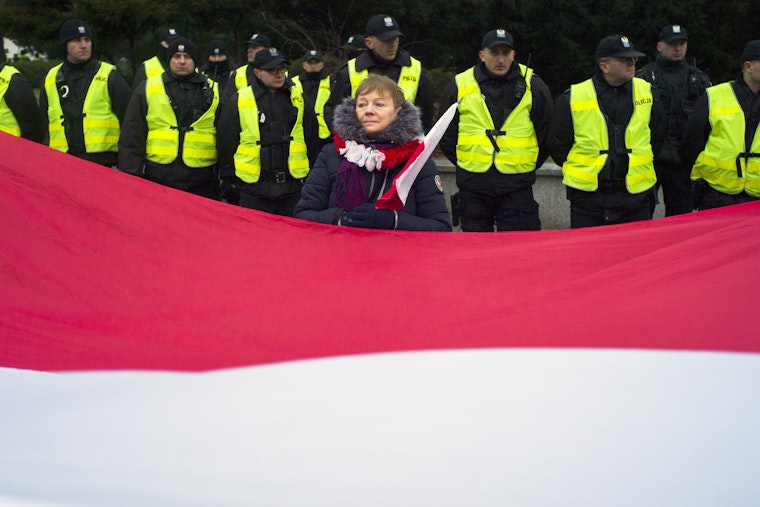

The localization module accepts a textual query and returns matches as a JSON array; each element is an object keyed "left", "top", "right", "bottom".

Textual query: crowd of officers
[{"left": 2, "top": 15, "right": 759, "bottom": 230}]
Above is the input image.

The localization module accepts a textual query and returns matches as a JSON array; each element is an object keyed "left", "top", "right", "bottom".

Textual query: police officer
[
  {"left": 326, "top": 14, "right": 434, "bottom": 132},
  {"left": 217, "top": 47, "right": 320, "bottom": 215},
  {"left": 636, "top": 25, "right": 711, "bottom": 215},
  {"left": 548, "top": 35, "right": 666, "bottom": 228},
  {"left": 132, "top": 28, "right": 181, "bottom": 87},
  {"left": 201, "top": 40, "right": 234, "bottom": 91},
  {"left": 119, "top": 38, "right": 221, "bottom": 198},
  {"left": 224, "top": 33, "right": 271, "bottom": 96},
  {"left": 439, "top": 28, "right": 553, "bottom": 232},
  {"left": 291, "top": 50, "right": 332, "bottom": 150},
  {"left": 0, "top": 55, "right": 42, "bottom": 142},
  {"left": 40, "top": 19, "right": 131, "bottom": 168},
  {"left": 680, "top": 40, "right": 760, "bottom": 210}
]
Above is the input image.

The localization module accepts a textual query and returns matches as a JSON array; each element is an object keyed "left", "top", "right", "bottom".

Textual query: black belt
[{"left": 258, "top": 171, "right": 291, "bottom": 183}]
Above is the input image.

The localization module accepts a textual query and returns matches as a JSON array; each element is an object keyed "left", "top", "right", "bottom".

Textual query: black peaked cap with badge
[
  {"left": 245, "top": 33, "right": 272, "bottom": 48},
  {"left": 595, "top": 35, "right": 646, "bottom": 59},
  {"left": 482, "top": 28, "right": 514, "bottom": 49},
  {"left": 303, "top": 50, "right": 323, "bottom": 62},
  {"left": 253, "top": 47, "right": 290, "bottom": 69},
  {"left": 659, "top": 25, "right": 688, "bottom": 43},
  {"left": 365, "top": 14, "right": 403, "bottom": 41}
]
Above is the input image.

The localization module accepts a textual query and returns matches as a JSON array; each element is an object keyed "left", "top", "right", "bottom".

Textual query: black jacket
[
  {"left": 548, "top": 71, "right": 666, "bottom": 188},
  {"left": 118, "top": 70, "right": 219, "bottom": 190},
  {"left": 680, "top": 75, "right": 760, "bottom": 172},
  {"left": 216, "top": 77, "right": 320, "bottom": 199},
  {"left": 438, "top": 61, "right": 554, "bottom": 192},
  {"left": 200, "top": 59, "right": 234, "bottom": 93},
  {"left": 636, "top": 55, "right": 710, "bottom": 164},
  {"left": 39, "top": 57, "right": 132, "bottom": 166},
  {"left": 0, "top": 63, "right": 42, "bottom": 142},
  {"left": 325, "top": 49, "right": 435, "bottom": 132}
]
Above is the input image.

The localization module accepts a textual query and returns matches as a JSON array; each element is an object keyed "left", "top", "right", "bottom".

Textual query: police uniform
[
  {"left": 119, "top": 38, "right": 221, "bottom": 198},
  {"left": 636, "top": 25, "right": 711, "bottom": 215},
  {"left": 325, "top": 15, "right": 434, "bottom": 132},
  {"left": 217, "top": 48, "right": 320, "bottom": 216},
  {"left": 200, "top": 40, "right": 234, "bottom": 92},
  {"left": 548, "top": 35, "right": 666, "bottom": 228},
  {"left": 291, "top": 50, "right": 333, "bottom": 150},
  {"left": 132, "top": 28, "right": 180, "bottom": 88},
  {"left": 222, "top": 33, "right": 271, "bottom": 97},
  {"left": 680, "top": 40, "right": 760, "bottom": 210},
  {"left": 40, "top": 19, "right": 131, "bottom": 168},
  {"left": 0, "top": 62, "right": 42, "bottom": 142},
  {"left": 439, "top": 29, "right": 553, "bottom": 232}
]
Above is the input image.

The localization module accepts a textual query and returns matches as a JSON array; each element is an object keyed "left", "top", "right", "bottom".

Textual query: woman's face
[{"left": 355, "top": 90, "right": 401, "bottom": 136}]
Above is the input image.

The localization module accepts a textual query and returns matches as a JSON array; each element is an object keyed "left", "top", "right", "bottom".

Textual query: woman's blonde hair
[{"left": 354, "top": 74, "right": 405, "bottom": 108}]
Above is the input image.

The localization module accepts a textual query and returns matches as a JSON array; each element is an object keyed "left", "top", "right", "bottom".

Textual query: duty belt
[{"left": 259, "top": 170, "right": 290, "bottom": 183}]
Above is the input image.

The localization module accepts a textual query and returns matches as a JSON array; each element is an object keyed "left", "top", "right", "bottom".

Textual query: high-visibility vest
[
  {"left": 562, "top": 77, "right": 656, "bottom": 193},
  {"left": 144, "top": 75, "right": 219, "bottom": 167},
  {"left": 143, "top": 56, "right": 165, "bottom": 79},
  {"left": 234, "top": 85, "right": 309, "bottom": 183},
  {"left": 44, "top": 62, "right": 121, "bottom": 153},
  {"left": 292, "top": 74, "right": 331, "bottom": 139},
  {"left": 0, "top": 65, "right": 21, "bottom": 137},
  {"left": 454, "top": 65, "right": 537, "bottom": 174},
  {"left": 234, "top": 64, "right": 250, "bottom": 91},
  {"left": 691, "top": 82, "right": 760, "bottom": 197},
  {"left": 348, "top": 57, "right": 421, "bottom": 102}
]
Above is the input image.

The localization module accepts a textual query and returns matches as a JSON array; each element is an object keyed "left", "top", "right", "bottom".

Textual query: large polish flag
[{"left": 1, "top": 133, "right": 759, "bottom": 506}]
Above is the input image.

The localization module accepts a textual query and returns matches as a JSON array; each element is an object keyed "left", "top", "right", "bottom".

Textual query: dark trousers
[
  {"left": 568, "top": 187, "right": 655, "bottom": 229},
  {"left": 695, "top": 184, "right": 758, "bottom": 211},
  {"left": 459, "top": 186, "right": 541, "bottom": 232},
  {"left": 185, "top": 180, "right": 220, "bottom": 200},
  {"left": 656, "top": 162, "right": 693, "bottom": 216},
  {"left": 239, "top": 191, "right": 301, "bottom": 217}
]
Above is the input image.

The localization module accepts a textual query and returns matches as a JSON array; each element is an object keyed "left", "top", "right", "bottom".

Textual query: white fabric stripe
[{"left": 1, "top": 349, "right": 759, "bottom": 506}]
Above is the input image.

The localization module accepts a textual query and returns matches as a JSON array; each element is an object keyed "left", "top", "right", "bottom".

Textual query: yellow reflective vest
[
  {"left": 0, "top": 65, "right": 21, "bottom": 137},
  {"left": 348, "top": 57, "right": 421, "bottom": 102},
  {"left": 292, "top": 74, "right": 331, "bottom": 140},
  {"left": 454, "top": 65, "right": 538, "bottom": 174},
  {"left": 234, "top": 85, "right": 309, "bottom": 183},
  {"left": 144, "top": 74, "right": 219, "bottom": 167},
  {"left": 143, "top": 56, "right": 165, "bottom": 79},
  {"left": 691, "top": 82, "right": 760, "bottom": 197},
  {"left": 562, "top": 77, "right": 656, "bottom": 193},
  {"left": 44, "top": 62, "right": 120, "bottom": 153},
  {"left": 233, "top": 64, "right": 250, "bottom": 91}
]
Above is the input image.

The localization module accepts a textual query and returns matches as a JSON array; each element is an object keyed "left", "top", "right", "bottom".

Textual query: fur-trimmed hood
[{"left": 333, "top": 97, "right": 423, "bottom": 146}]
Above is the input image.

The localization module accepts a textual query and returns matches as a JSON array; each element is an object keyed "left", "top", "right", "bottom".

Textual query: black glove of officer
[
  {"left": 341, "top": 202, "right": 397, "bottom": 229},
  {"left": 219, "top": 179, "right": 239, "bottom": 205}
]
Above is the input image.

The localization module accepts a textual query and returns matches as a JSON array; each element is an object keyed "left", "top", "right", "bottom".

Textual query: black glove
[
  {"left": 219, "top": 179, "right": 239, "bottom": 205},
  {"left": 341, "top": 202, "right": 396, "bottom": 229}
]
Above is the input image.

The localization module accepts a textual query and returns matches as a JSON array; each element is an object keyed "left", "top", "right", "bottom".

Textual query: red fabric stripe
[{"left": 1, "top": 133, "right": 759, "bottom": 372}]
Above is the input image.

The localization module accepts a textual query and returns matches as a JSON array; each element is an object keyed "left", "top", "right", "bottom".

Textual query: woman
[{"left": 294, "top": 75, "right": 451, "bottom": 231}]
